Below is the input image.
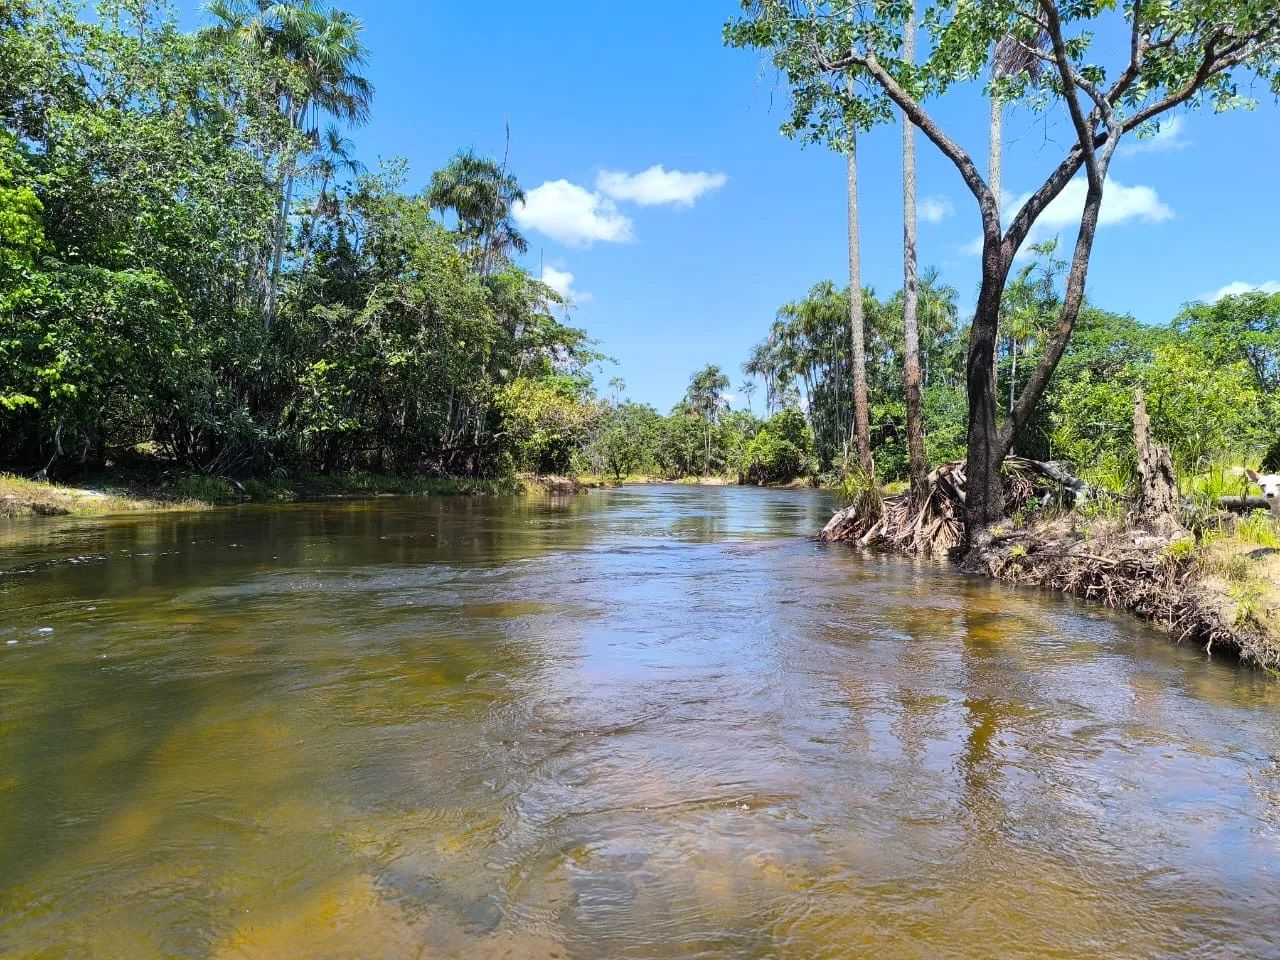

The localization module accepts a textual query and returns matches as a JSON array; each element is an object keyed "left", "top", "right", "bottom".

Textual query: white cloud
[
  {"left": 596, "top": 165, "right": 727, "bottom": 207},
  {"left": 1202, "top": 280, "right": 1280, "bottom": 302},
  {"left": 1119, "top": 116, "right": 1191, "bottom": 157},
  {"left": 962, "top": 177, "right": 1173, "bottom": 255},
  {"left": 1017, "top": 176, "right": 1174, "bottom": 232},
  {"left": 515, "top": 180, "right": 633, "bottom": 246},
  {"left": 919, "top": 195, "right": 955, "bottom": 224},
  {"left": 540, "top": 265, "right": 591, "bottom": 305}
]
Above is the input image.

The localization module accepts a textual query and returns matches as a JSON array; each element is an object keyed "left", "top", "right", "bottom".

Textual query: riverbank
[
  {"left": 575, "top": 473, "right": 736, "bottom": 487},
  {"left": 576, "top": 473, "right": 818, "bottom": 489},
  {"left": 0, "top": 473, "right": 183, "bottom": 518},
  {"left": 823, "top": 492, "right": 1280, "bottom": 671},
  {"left": 1, "top": 468, "right": 822, "bottom": 521},
  {"left": 968, "top": 515, "right": 1280, "bottom": 671},
  {"left": 0, "top": 470, "right": 525, "bottom": 520}
]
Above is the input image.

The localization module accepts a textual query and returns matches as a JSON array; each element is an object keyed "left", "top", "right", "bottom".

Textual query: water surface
[{"left": 2, "top": 485, "right": 1279, "bottom": 958}]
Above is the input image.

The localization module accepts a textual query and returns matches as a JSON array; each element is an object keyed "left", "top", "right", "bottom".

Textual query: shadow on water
[{"left": 1, "top": 485, "right": 1279, "bottom": 958}]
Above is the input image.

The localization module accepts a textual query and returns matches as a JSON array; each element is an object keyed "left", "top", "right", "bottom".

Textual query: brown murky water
[{"left": 1, "top": 485, "right": 1279, "bottom": 959}]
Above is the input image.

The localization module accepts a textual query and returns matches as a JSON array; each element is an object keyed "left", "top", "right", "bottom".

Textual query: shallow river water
[{"left": 1, "top": 485, "right": 1279, "bottom": 959}]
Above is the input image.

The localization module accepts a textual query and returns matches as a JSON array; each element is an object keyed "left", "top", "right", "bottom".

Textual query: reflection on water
[{"left": 1, "top": 485, "right": 1278, "bottom": 959}]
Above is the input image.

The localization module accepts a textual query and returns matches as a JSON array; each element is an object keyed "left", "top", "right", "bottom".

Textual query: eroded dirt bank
[{"left": 967, "top": 518, "right": 1280, "bottom": 671}]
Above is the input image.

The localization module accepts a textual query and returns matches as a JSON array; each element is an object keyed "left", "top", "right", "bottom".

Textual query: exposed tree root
[{"left": 820, "top": 457, "right": 1097, "bottom": 555}]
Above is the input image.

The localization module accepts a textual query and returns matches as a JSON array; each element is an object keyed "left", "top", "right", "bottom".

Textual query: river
[{"left": 1, "top": 485, "right": 1278, "bottom": 958}]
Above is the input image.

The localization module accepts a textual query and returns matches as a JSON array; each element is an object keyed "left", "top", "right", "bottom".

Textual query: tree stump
[{"left": 1133, "top": 390, "right": 1180, "bottom": 534}]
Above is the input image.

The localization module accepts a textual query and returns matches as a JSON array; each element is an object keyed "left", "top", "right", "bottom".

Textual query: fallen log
[{"left": 1217, "top": 495, "right": 1273, "bottom": 513}]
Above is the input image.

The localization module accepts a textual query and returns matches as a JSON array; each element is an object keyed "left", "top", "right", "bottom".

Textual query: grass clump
[
  {"left": 0, "top": 472, "right": 177, "bottom": 518},
  {"left": 172, "top": 474, "right": 240, "bottom": 504},
  {"left": 1236, "top": 510, "right": 1280, "bottom": 549}
]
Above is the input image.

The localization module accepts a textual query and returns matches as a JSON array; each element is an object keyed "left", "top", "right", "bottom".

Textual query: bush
[
  {"left": 739, "top": 408, "right": 813, "bottom": 484},
  {"left": 172, "top": 474, "right": 239, "bottom": 504}
]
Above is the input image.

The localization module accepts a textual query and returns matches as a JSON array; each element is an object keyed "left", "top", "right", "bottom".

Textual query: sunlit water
[{"left": 2, "top": 485, "right": 1279, "bottom": 959}]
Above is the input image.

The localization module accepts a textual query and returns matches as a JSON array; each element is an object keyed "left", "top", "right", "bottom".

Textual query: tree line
[
  {"left": 0, "top": 0, "right": 592, "bottom": 481},
  {"left": 571, "top": 266, "right": 1279, "bottom": 498},
  {"left": 3, "top": 0, "right": 1278, "bottom": 520}
]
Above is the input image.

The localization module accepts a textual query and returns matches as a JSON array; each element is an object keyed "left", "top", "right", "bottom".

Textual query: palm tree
[
  {"left": 299, "top": 125, "right": 362, "bottom": 259},
  {"left": 426, "top": 151, "right": 528, "bottom": 274},
  {"left": 205, "top": 0, "right": 374, "bottom": 330},
  {"left": 845, "top": 77, "right": 873, "bottom": 476},
  {"left": 743, "top": 342, "right": 775, "bottom": 413},
  {"left": 685, "top": 365, "right": 730, "bottom": 475},
  {"left": 900, "top": 0, "right": 927, "bottom": 504}
]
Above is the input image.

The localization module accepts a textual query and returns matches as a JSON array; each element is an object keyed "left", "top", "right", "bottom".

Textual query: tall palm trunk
[
  {"left": 846, "top": 103, "right": 873, "bottom": 476},
  {"left": 989, "top": 92, "right": 1002, "bottom": 399},
  {"left": 1009, "top": 338, "right": 1017, "bottom": 413},
  {"left": 266, "top": 168, "right": 296, "bottom": 330},
  {"left": 901, "top": 0, "right": 927, "bottom": 504},
  {"left": 266, "top": 99, "right": 307, "bottom": 334}
]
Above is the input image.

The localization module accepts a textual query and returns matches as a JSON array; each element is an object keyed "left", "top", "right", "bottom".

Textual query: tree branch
[
  {"left": 818, "top": 47, "right": 998, "bottom": 230},
  {"left": 1001, "top": 172, "right": 1105, "bottom": 452},
  {"left": 1000, "top": 141, "right": 1090, "bottom": 257},
  {"left": 1115, "top": 11, "right": 1280, "bottom": 137},
  {"left": 1038, "top": 0, "right": 1101, "bottom": 183}
]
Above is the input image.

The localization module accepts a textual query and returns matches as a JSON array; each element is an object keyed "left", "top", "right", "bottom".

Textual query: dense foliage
[
  {"left": 4, "top": 1, "right": 1277, "bottom": 503},
  {"left": 580, "top": 266, "right": 1280, "bottom": 494},
  {"left": 716, "top": 264, "right": 1280, "bottom": 493},
  {"left": 0, "top": 0, "right": 592, "bottom": 479}
]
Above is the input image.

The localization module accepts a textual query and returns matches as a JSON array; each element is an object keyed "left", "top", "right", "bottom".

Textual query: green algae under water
[{"left": 1, "top": 485, "right": 1279, "bottom": 959}]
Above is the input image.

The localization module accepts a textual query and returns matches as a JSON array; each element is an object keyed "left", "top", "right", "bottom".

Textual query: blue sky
[{"left": 180, "top": 1, "right": 1280, "bottom": 412}]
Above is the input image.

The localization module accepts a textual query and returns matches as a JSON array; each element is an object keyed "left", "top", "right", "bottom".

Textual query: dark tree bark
[{"left": 964, "top": 244, "right": 1010, "bottom": 530}]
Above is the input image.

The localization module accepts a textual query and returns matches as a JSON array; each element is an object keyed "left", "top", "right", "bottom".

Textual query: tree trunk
[
  {"left": 265, "top": 167, "right": 296, "bottom": 332},
  {"left": 1000, "top": 168, "right": 1107, "bottom": 456},
  {"left": 989, "top": 94, "right": 1002, "bottom": 402},
  {"left": 265, "top": 100, "right": 308, "bottom": 334},
  {"left": 901, "top": 0, "right": 927, "bottom": 505},
  {"left": 846, "top": 100, "right": 873, "bottom": 476},
  {"left": 964, "top": 260, "right": 1008, "bottom": 533}
]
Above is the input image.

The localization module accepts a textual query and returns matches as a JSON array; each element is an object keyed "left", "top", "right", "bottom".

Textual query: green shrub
[
  {"left": 739, "top": 408, "right": 813, "bottom": 484},
  {"left": 172, "top": 474, "right": 239, "bottom": 504}
]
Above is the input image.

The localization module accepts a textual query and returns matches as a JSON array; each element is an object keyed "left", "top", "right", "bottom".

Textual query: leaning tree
[{"left": 728, "top": 0, "right": 1280, "bottom": 537}]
